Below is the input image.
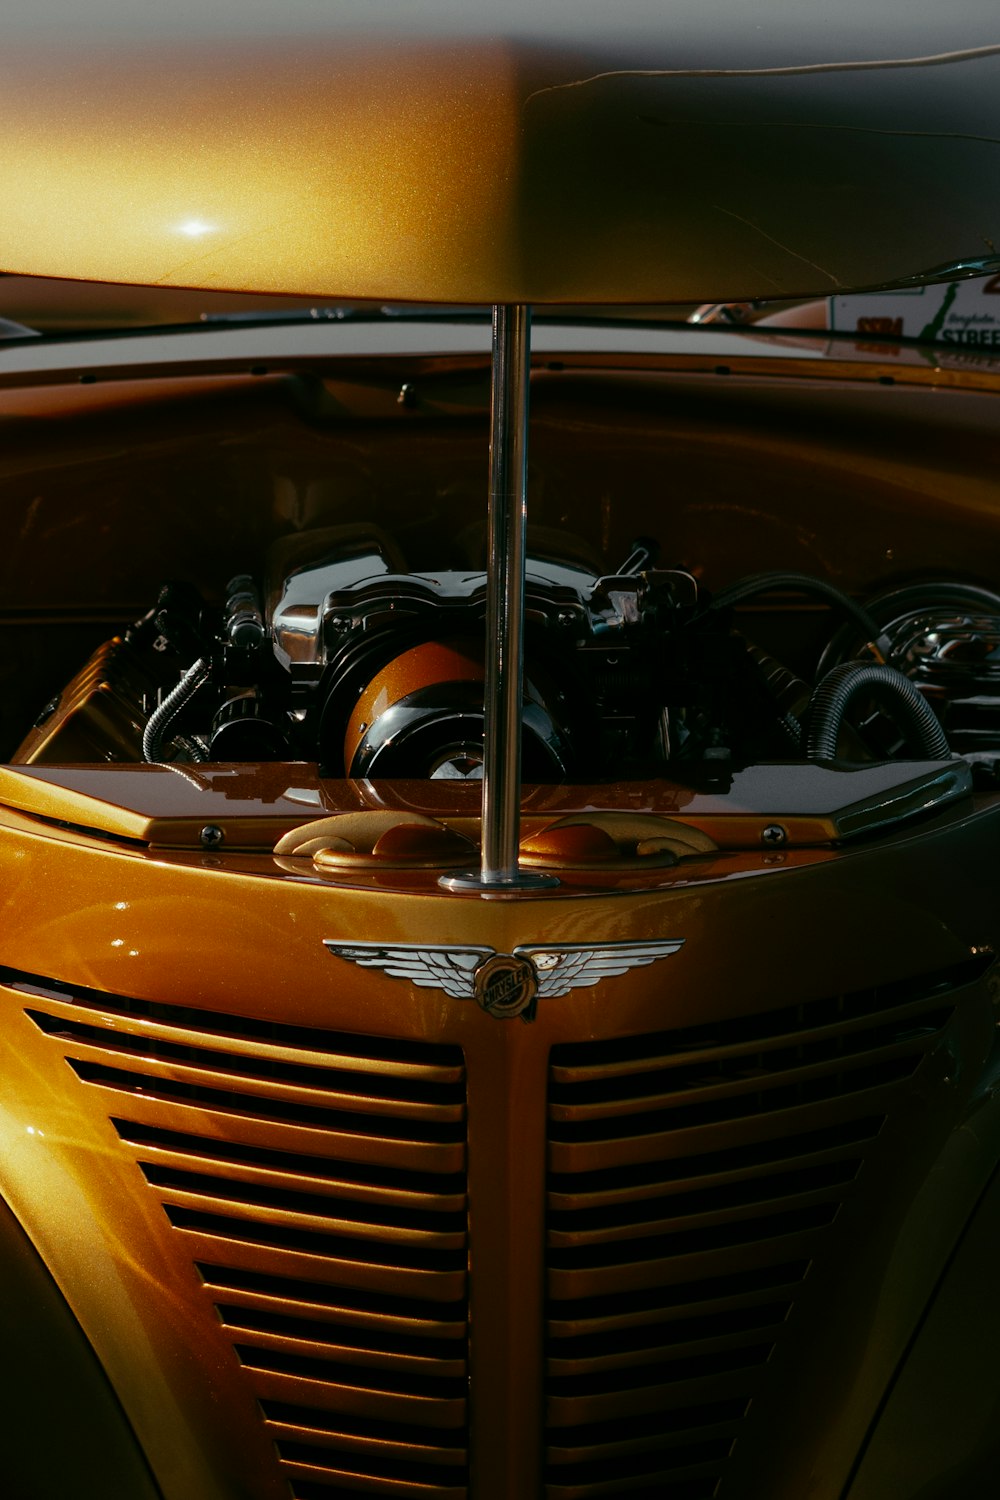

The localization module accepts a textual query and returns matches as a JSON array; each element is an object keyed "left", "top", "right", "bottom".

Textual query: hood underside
[{"left": 2, "top": 0, "right": 1000, "bottom": 304}]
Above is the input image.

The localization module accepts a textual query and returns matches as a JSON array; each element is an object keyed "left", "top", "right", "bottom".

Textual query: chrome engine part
[
  {"left": 269, "top": 527, "right": 697, "bottom": 778},
  {"left": 861, "top": 584, "right": 1000, "bottom": 755}
]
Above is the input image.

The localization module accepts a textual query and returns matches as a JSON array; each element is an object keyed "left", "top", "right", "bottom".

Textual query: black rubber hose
[
  {"left": 709, "top": 571, "right": 886, "bottom": 656},
  {"left": 142, "top": 658, "right": 212, "bottom": 763},
  {"left": 805, "top": 661, "right": 951, "bottom": 762}
]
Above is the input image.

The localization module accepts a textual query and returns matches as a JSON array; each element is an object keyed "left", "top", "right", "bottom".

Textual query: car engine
[{"left": 16, "top": 525, "right": 1000, "bottom": 781}]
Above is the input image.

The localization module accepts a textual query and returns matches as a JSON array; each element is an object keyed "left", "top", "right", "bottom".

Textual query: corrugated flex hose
[
  {"left": 142, "top": 658, "right": 212, "bottom": 763},
  {"left": 805, "top": 661, "right": 951, "bottom": 762}
]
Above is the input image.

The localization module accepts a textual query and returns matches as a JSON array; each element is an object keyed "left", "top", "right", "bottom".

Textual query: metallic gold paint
[
  {"left": 0, "top": 46, "right": 522, "bottom": 301},
  {"left": 344, "top": 638, "right": 486, "bottom": 773},
  {"left": 0, "top": 1197, "right": 161, "bottom": 1499},
  {"left": 0, "top": 797, "right": 997, "bottom": 1498},
  {"left": 0, "top": 759, "right": 959, "bottom": 857},
  {"left": 2, "top": 27, "right": 1000, "bottom": 302}
]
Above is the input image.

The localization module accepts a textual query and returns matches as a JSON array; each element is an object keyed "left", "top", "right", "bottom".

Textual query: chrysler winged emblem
[{"left": 324, "top": 939, "right": 684, "bottom": 1021}]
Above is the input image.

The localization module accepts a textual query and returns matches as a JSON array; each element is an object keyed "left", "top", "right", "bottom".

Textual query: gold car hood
[{"left": 2, "top": 0, "right": 1000, "bottom": 304}]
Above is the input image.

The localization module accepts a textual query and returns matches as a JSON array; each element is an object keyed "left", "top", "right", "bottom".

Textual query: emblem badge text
[{"left": 473, "top": 953, "right": 538, "bottom": 1020}]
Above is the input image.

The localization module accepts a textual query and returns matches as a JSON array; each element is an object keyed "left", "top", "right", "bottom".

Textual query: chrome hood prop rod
[{"left": 442, "top": 305, "right": 556, "bottom": 893}]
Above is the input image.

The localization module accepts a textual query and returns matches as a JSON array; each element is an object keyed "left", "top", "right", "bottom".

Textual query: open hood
[{"left": 2, "top": 0, "right": 1000, "bottom": 304}]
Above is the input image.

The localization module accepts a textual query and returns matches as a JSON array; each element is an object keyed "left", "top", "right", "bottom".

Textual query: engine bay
[
  {"left": 15, "top": 522, "right": 1000, "bottom": 788},
  {"left": 7, "top": 353, "right": 1000, "bottom": 797}
]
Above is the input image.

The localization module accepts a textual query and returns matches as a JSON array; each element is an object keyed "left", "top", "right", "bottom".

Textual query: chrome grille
[
  {"left": 543, "top": 960, "right": 982, "bottom": 1500},
  {"left": 14, "top": 971, "right": 469, "bottom": 1499}
]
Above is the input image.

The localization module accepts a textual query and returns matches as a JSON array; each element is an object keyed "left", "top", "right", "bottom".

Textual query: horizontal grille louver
[
  {"left": 11, "top": 968, "right": 469, "bottom": 1499},
  {"left": 543, "top": 959, "right": 984, "bottom": 1500}
]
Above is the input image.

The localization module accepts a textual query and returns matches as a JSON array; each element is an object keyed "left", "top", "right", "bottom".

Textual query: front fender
[
  {"left": 846, "top": 1155, "right": 1000, "bottom": 1500},
  {"left": 0, "top": 1194, "right": 160, "bottom": 1500}
]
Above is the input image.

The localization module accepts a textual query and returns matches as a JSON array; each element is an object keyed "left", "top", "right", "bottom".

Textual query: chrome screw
[
  {"left": 761, "top": 824, "right": 788, "bottom": 847},
  {"left": 200, "top": 824, "right": 225, "bottom": 849}
]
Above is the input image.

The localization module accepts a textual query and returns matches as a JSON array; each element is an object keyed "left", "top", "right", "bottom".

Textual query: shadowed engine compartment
[{"left": 7, "top": 356, "right": 1000, "bottom": 793}]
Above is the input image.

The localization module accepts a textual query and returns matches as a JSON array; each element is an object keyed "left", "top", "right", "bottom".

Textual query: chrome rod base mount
[{"left": 439, "top": 869, "right": 559, "bottom": 895}]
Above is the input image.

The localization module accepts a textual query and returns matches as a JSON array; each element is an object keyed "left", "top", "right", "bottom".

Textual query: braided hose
[
  {"left": 779, "top": 711, "right": 803, "bottom": 754},
  {"left": 142, "top": 658, "right": 212, "bottom": 763},
  {"left": 176, "top": 735, "right": 210, "bottom": 764},
  {"left": 805, "top": 662, "right": 951, "bottom": 762}
]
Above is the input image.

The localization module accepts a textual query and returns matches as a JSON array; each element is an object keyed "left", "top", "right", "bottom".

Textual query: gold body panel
[
  {"left": 2, "top": 2, "right": 1000, "bottom": 302},
  {"left": 1, "top": 785, "right": 997, "bottom": 1499},
  {"left": 1, "top": 334, "right": 1000, "bottom": 1497}
]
